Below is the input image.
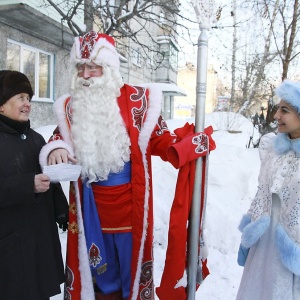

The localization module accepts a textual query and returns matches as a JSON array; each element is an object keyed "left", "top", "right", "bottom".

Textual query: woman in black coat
[{"left": 0, "top": 70, "right": 68, "bottom": 300}]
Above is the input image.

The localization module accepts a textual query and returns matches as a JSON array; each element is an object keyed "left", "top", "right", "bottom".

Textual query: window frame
[
  {"left": 147, "top": 45, "right": 155, "bottom": 66},
  {"left": 169, "top": 43, "right": 178, "bottom": 70},
  {"left": 7, "top": 39, "right": 54, "bottom": 103},
  {"left": 132, "top": 48, "right": 142, "bottom": 67}
]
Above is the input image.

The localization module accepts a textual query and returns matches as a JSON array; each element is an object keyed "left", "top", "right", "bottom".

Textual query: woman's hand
[{"left": 34, "top": 174, "right": 50, "bottom": 193}]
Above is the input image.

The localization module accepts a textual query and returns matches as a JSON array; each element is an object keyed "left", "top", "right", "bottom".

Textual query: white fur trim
[
  {"left": 39, "top": 140, "right": 75, "bottom": 167},
  {"left": 131, "top": 84, "right": 163, "bottom": 300},
  {"left": 53, "top": 94, "right": 74, "bottom": 147},
  {"left": 53, "top": 94, "right": 94, "bottom": 297},
  {"left": 39, "top": 94, "right": 75, "bottom": 168},
  {"left": 73, "top": 182, "right": 95, "bottom": 299},
  {"left": 73, "top": 36, "right": 81, "bottom": 64}
]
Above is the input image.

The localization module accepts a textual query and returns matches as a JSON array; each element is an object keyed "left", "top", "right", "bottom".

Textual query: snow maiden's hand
[{"left": 48, "top": 148, "right": 77, "bottom": 165}]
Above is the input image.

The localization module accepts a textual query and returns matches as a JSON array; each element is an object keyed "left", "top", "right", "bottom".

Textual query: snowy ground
[{"left": 36, "top": 112, "right": 261, "bottom": 300}]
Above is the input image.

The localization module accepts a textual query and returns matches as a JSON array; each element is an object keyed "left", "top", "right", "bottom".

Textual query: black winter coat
[{"left": 0, "top": 115, "right": 68, "bottom": 300}]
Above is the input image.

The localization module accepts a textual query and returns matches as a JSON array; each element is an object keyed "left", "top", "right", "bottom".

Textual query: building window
[
  {"left": 6, "top": 40, "right": 54, "bottom": 102},
  {"left": 132, "top": 48, "right": 142, "bottom": 67},
  {"left": 147, "top": 45, "right": 154, "bottom": 66},
  {"left": 169, "top": 44, "right": 178, "bottom": 70}
]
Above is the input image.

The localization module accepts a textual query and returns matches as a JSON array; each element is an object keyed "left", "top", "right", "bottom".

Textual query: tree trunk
[
  {"left": 84, "top": 0, "right": 94, "bottom": 32},
  {"left": 238, "top": 0, "right": 278, "bottom": 115},
  {"left": 281, "top": 0, "right": 299, "bottom": 80},
  {"left": 230, "top": 0, "right": 237, "bottom": 114}
]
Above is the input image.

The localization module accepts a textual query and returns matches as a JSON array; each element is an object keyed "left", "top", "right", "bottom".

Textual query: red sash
[{"left": 92, "top": 183, "right": 133, "bottom": 233}]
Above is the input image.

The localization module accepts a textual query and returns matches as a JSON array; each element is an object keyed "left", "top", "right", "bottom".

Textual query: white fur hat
[
  {"left": 275, "top": 79, "right": 300, "bottom": 114},
  {"left": 70, "top": 31, "right": 120, "bottom": 69}
]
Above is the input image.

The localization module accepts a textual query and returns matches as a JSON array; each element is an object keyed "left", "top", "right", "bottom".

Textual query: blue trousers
[{"left": 96, "top": 232, "right": 132, "bottom": 298}]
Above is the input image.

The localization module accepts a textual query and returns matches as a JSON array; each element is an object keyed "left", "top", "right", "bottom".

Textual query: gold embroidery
[
  {"left": 68, "top": 221, "right": 79, "bottom": 234},
  {"left": 97, "top": 263, "right": 107, "bottom": 275},
  {"left": 70, "top": 182, "right": 76, "bottom": 195},
  {"left": 69, "top": 202, "right": 77, "bottom": 215},
  {"left": 101, "top": 226, "right": 132, "bottom": 231}
]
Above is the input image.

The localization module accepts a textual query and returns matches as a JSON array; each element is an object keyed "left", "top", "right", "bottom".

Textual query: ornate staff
[{"left": 187, "top": 1, "right": 215, "bottom": 299}]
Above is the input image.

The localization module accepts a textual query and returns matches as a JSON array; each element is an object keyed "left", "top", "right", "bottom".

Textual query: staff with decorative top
[{"left": 187, "top": 1, "right": 216, "bottom": 299}]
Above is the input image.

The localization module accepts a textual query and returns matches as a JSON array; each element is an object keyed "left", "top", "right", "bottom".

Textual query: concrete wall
[{"left": 0, "top": 22, "right": 72, "bottom": 129}]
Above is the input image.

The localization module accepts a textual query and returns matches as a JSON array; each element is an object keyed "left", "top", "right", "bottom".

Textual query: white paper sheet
[{"left": 43, "top": 163, "right": 82, "bottom": 182}]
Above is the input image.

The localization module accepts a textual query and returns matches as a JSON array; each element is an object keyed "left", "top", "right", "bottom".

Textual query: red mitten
[{"left": 167, "top": 124, "right": 216, "bottom": 168}]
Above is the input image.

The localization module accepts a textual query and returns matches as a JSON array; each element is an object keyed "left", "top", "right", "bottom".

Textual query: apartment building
[{"left": 0, "top": 0, "right": 185, "bottom": 128}]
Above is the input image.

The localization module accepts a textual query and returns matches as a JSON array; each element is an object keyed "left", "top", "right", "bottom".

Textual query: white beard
[{"left": 70, "top": 67, "right": 131, "bottom": 183}]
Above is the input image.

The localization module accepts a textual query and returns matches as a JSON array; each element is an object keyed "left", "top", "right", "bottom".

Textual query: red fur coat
[{"left": 39, "top": 83, "right": 215, "bottom": 300}]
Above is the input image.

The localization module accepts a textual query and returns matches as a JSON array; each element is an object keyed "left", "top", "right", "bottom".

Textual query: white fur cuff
[{"left": 39, "top": 140, "right": 75, "bottom": 167}]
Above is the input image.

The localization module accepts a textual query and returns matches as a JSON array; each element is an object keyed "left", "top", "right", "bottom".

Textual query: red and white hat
[{"left": 70, "top": 31, "right": 120, "bottom": 69}]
